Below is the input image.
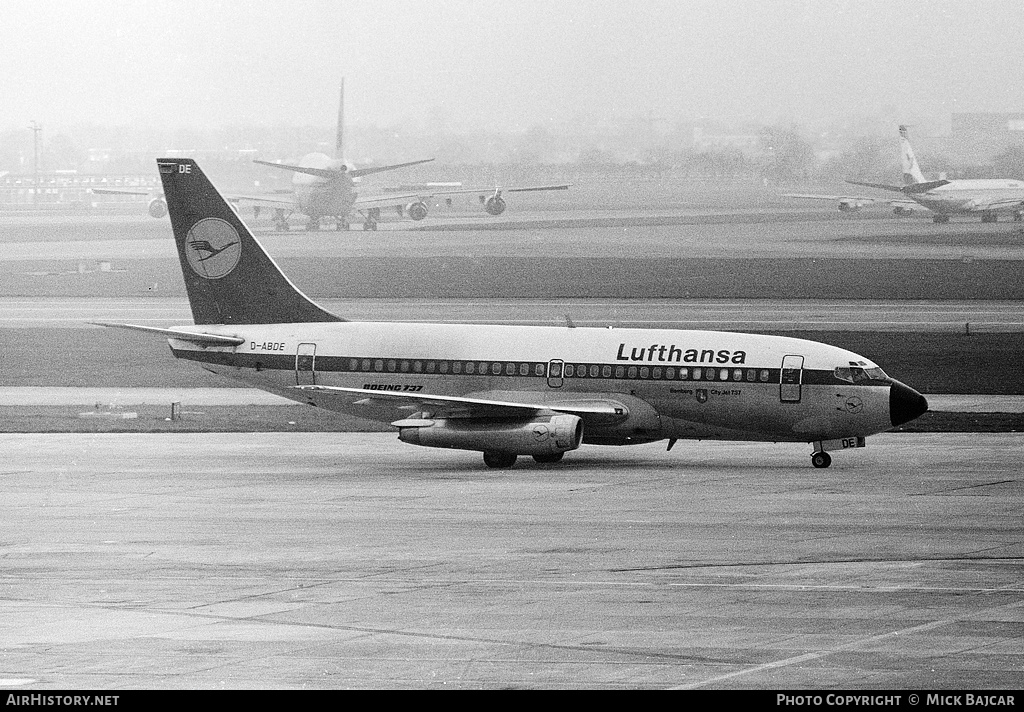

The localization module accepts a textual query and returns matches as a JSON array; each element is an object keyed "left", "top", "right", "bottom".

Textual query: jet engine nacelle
[
  {"left": 892, "top": 206, "right": 914, "bottom": 216},
  {"left": 484, "top": 194, "right": 507, "bottom": 216},
  {"left": 838, "top": 200, "right": 865, "bottom": 213},
  {"left": 406, "top": 201, "right": 429, "bottom": 221},
  {"left": 148, "top": 197, "right": 167, "bottom": 218},
  {"left": 397, "top": 414, "right": 583, "bottom": 455}
]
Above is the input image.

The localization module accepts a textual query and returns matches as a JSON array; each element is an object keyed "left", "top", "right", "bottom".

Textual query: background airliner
[
  {"left": 238, "top": 81, "right": 570, "bottom": 231},
  {"left": 99, "top": 158, "right": 927, "bottom": 469},
  {"left": 846, "top": 125, "right": 1024, "bottom": 223}
]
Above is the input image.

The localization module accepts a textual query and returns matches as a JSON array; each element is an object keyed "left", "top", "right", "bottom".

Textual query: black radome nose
[{"left": 890, "top": 380, "right": 929, "bottom": 427}]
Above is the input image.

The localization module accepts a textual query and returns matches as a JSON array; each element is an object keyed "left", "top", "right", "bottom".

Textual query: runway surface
[
  {"left": 3, "top": 297, "right": 1022, "bottom": 332},
  {"left": 1, "top": 432, "right": 1021, "bottom": 689}
]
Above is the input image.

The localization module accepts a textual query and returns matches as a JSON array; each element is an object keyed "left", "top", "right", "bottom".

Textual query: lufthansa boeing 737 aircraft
[{"left": 98, "top": 158, "right": 927, "bottom": 469}]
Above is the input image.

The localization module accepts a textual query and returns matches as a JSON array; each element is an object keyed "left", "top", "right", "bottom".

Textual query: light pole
[{"left": 28, "top": 121, "right": 42, "bottom": 204}]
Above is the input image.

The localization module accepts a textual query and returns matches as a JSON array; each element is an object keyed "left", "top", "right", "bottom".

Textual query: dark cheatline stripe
[{"left": 172, "top": 348, "right": 877, "bottom": 387}]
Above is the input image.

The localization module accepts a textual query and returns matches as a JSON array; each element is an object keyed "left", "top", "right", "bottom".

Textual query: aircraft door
[
  {"left": 780, "top": 354, "right": 804, "bottom": 403},
  {"left": 547, "top": 359, "right": 564, "bottom": 388},
  {"left": 296, "top": 343, "right": 317, "bottom": 386}
]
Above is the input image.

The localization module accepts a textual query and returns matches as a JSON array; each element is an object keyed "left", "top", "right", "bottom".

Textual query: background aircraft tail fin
[
  {"left": 157, "top": 158, "right": 344, "bottom": 325},
  {"left": 899, "top": 125, "right": 927, "bottom": 185},
  {"left": 336, "top": 78, "right": 345, "bottom": 161}
]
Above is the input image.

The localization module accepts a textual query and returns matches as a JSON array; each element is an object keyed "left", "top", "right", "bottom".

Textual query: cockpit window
[{"left": 834, "top": 365, "right": 889, "bottom": 383}]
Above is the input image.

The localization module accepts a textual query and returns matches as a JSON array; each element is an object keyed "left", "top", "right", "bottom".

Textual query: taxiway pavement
[{"left": 1, "top": 432, "right": 1022, "bottom": 689}]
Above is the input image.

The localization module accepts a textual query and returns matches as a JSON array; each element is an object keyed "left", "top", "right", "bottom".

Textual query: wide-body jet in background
[
  {"left": 846, "top": 125, "right": 1024, "bottom": 223},
  {"left": 98, "top": 159, "right": 927, "bottom": 470},
  {"left": 238, "top": 81, "right": 570, "bottom": 231}
]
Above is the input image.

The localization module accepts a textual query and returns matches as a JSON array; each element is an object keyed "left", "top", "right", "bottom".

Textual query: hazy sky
[{"left": 4, "top": 0, "right": 1024, "bottom": 133}]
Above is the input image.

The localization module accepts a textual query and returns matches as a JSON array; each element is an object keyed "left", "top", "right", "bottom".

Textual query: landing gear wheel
[
  {"left": 363, "top": 218, "right": 378, "bottom": 231},
  {"left": 483, "top": 452, "right": 517, "bottom": 468},
  {"left": 533, "top": 452, "right": 564, "bottom": 464},
  {"left": 811, "top": 451, "right": 832, "bottom": 469},
  {"left": 336, "top": 218, "right": 350, "bottom": 231}
]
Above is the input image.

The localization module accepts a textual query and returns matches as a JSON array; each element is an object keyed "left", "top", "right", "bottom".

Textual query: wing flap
[{"left": 295, "top": 385, "right": 629, "bottom": 424}]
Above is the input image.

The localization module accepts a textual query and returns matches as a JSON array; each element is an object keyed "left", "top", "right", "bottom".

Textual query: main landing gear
[
  {"left": 483, "top": 451, "right": 517, "bottom": 468},
  {"left": 363, "top": 207, "right": 381, "bottom": 231},
  {"left": 811, "top": 451, "right": 832, "bottom": 469},
  {"left": 481, "top": 451, "right": 566, "bottom": 468}
]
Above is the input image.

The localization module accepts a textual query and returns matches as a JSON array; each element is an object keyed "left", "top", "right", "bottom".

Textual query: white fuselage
[
  {"left": 912, "top": 179, "right": 1024, "bottom": 214},
  {"left": 291, "top": 152, "right": 357, "bottom": 218},
  {"left": 167, "top": 321, "right": 899, "bottom": 445}
]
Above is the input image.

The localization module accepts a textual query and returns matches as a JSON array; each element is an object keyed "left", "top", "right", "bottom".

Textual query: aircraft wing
[
  {"left": 352, "top": 192, "right": 433, "bottom": 210},
  {"left": 295, "top": 384, "right": 627, "bottom": 425},
  {"left": 890, "top": 199, "right": 929, "bottom": 212},
  {"left": 964, "top": 197, "right": 1024, "bottom": 211},
  {"left": 225, "top": 193, "right": 298, "bottom": 210},
  {"left": 90, "top": 188, "right": 155, "bottom": 197},
  {"left": 427, "top": 184, "right": 571, "bottom": 197},
  {"left": 783, "top": 193, "right": 878, "bottom": 202},
  {"left": 845, "top": 180, "right": 906, "bottom": 193},
  {"left": 92, "top": 322, "right": 245, "bottom": 346}
]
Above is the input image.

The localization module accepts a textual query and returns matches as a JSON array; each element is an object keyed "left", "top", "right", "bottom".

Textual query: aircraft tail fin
[
  {"left": 336, "top": 78, "right": 345, "bottom": 161},
  {"left": 899, "top": 125, "right": 927, "bottom": 185},
  {"left": 157, "top": 158, "right": 344, "bottom": 325}
]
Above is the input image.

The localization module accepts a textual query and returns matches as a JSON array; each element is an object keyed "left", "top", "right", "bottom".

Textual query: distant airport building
[{"left": 0, "top": 172, "right": 157, "bottom": 209}]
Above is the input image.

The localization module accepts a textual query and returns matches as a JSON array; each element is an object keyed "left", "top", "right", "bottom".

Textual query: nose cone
[{"left": 890, "top": 380, "right": 929, "bottom": 427}]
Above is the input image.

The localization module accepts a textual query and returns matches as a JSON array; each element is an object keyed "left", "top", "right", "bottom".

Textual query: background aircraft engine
[
  {"left": 398, "top": 414, "right": 583, "bottom": 455},
  {"left": 837, "top": 200, "right": 864, "bottom": 213},
  {"left": 406, "top": 201, "right": 429, "bottom": 220},
  {"left": 148, "top": 198, "right": 167, "bottom": 218},
  {"left": 484, "top": 195, "right": 507, "bottom": 216}
]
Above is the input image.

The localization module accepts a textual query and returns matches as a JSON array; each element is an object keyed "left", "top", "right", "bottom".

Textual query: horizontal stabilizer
[
  {"left": 845, "top": 179, "right": 905, "bottom": 193},
  {"left": 92, "top": 322, "right": 245, "bottom": 346},
  {"left": 252, "top": 160, "right": 341, "bottom": 181},
  {"left": 348, "top": 158, "right": 435, "bottom": 178},
  {"left": 902, "top": 179, "right": 951, "bottom": 194}
]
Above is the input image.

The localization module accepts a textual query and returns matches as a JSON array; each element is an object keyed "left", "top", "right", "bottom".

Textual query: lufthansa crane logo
[{"left": 184, "top": 218, "right": 241, "bottom": 279}]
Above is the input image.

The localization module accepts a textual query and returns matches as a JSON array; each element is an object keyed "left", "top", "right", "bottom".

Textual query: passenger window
[
  {"left": 590, "top": 364, "right": 599, "bottom": 378},
  {"left": 652, "top": 367, "right": 662, "bottom": 379},
  {"left": 628, "top": 366, "right": 637, "bottom": 379},
  {"left": 602, "top": 365, "right": 612, "bottom": 378},
  {"left": 427, "top": 361, "right": 436, "bottom": 373},
  {"left": 640, "top": 367, "right": 649, "bottom": 379},
  {"left": 465, "top": 362, "right": 476, "bottom": 374},
  {"left": 505, "top": 362, "right": 515, "bottom": 375},
  {"left": 519, "top": 363, "right": 529, "bottom": 376},
  {"left": 759, "top": 369, "right": 769, "bottom": 382},
  {"left": 615, "top": 366, "right": 625, "bottom": 378},
  {"left": 492, "top": 362, "right": 502, "bottom": 375},
  {"left": 746, "top": 369, "right": 756, "bottom": 381},
  {"left": 400, "top": 360, "right": 410, "bottom": 372},
  {"left": 733, "top": 369, "right": 743, "bottom": 381},
  {"left": 679, "top": 368, "right": 688, "bottom": 380},
  {"left": 413, "top": 361, "right": 422, "bottom": 373},
  {"left": 348, "top": 359, "right": 358, "bottom": 370},
  {"left": 565, "top": 364, "right": 575, "bottom": 377},
  {"left": 374, "top": 359, "right": 383, "bottom": 372},
  {"left": 720, "top": 368, "right": 730, "bottom": 381},
  {"left": 452, "top": 362, "right": 461, "bottom": 374},
  {"left": 692, "top": 367, "right": 702, "bottom": 380},
  {"left": 386, "top": 359, "right": 396, "bottom": 372},
  {"left": 534, "top": 364, "right": 545, "bottom": 377},
  {"left": 361, "top": 359, "right": 371, "bottom": 371}
]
